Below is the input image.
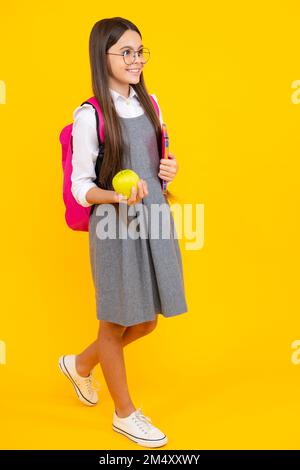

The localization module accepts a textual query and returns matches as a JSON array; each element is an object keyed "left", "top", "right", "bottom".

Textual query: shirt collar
[{"left": 109, "top": 85, "right": 138, "bottom": 104}]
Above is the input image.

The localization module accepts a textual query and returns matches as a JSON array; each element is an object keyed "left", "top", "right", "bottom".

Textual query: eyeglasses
[{"left": 106, "top": 47, "right": 150, "bottom": 65}]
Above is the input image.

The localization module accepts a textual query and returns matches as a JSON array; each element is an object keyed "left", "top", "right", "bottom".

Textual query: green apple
[{"left": 112, "top": 169, "right": 140, "bottom": 199}]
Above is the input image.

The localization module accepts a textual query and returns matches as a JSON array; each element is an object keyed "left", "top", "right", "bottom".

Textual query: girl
[{"left": 59, "top": 17, "right": 188, "bottom": 448}]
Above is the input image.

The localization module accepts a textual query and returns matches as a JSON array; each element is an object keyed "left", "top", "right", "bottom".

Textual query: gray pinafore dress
[{"left": 88, "top": 111, "right": 188, "bottom": 326}]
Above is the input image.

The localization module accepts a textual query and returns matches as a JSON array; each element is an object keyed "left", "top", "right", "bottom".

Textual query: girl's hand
[
  {"left": 158, "top": 152, "right": 178, "bottom": 182},
  {"left": 113, "top": 179, "right": 149, "bottom": 206}
]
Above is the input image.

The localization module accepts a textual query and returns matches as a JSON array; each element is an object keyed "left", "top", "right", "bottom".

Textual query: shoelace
[
  {"left": 133, "top": 406, "right": 153, "bottom": 432},
  {"left": 78, "top": 372, "right": 101, "bottom": 394}
]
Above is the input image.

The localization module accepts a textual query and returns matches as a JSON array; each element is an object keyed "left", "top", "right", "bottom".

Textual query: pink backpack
[{"left": 60, "top": 94, "right": 162, "bottom": 231}]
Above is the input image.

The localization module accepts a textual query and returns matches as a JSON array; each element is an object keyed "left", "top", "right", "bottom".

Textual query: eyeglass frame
[{"left": 105, "top": 47, "right": 150, "bottom": 65}]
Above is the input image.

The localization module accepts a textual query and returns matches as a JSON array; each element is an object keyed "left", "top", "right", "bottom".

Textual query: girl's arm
[
  {"left": 85, "top": 186, "right": 125, "bottom": 204},
  {"left": 152, "top": 95, "right": 179, "bottom": 183},
  {"left": 71, "top": 104, "right": 120, "bottom": 206}
]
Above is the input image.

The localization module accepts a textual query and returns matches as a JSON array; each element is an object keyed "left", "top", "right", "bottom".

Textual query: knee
[
  {"left": 97, "top": 320, "right": 126, "bottom": 340},
  {"left": 136, "top": 316, "right": 158, "bottom": 336}
]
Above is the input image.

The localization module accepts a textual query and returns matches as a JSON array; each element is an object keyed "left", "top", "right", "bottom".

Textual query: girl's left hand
[{"left": 158, "top": 152, "right": 179, "bottom": 182}]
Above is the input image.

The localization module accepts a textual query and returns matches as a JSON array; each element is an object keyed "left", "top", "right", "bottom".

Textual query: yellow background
[{"left": 1, "top": 0, "right": 300, "bottom": 450}]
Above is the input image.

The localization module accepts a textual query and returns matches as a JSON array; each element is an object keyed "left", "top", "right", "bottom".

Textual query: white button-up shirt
[{"left": 71, "top": 86, "right": 163, "bottom": 207}]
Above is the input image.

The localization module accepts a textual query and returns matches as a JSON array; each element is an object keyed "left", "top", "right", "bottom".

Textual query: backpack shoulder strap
[
  {"left": 79, "top": 97, "right": 105, "bottom": 184},
  {"left": 149, "top": 94, "right": 161, "bottom": 124}
]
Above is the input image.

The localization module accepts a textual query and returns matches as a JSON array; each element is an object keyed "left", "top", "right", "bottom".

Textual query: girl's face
[{"left": 106, "top": 30, "right": 145, "bottom": 92}]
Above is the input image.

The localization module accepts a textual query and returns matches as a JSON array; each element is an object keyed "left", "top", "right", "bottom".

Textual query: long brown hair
[{"left": 89, "top": 17, "right": 162, "bottom": 191}]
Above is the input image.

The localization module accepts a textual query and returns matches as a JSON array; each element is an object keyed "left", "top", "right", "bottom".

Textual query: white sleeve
[
  {"left": 151, "top": 94, "right": 164, "bottom": 126},
  {"left": 71, "top": 103, "right": 99, "bottom": 207}
]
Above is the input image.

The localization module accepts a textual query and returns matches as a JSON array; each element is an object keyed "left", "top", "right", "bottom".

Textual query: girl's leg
[
  {"left": 122, "top": 316, "right": 158, "bottom": 346},
  {"left": 95, "top": 319, "right": 158, "bottom": 418},
  {"left": 75, "top": 316, "right": 158, "bottom": 378}
]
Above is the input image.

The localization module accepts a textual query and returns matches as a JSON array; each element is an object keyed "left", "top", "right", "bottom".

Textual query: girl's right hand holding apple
[
  {"left": 113, "top": 179, "right": 149, "bottom": 206},
  {"left": 85, "top": 180, "right": 149, "bottom": 206}
]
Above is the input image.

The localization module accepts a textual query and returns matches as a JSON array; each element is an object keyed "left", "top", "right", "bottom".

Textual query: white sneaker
[
  {"left": 112, "top": 406, "right": 168, "bottom": 448},
  {"left": 58, "top": 354, "right": 100, "bottom": 406}
]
